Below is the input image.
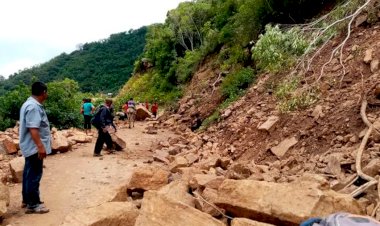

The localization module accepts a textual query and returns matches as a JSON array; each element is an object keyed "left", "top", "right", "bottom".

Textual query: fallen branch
[
  {"left": 317, "top": 0, "right": 371, "bottom": 83},
  {"left": 211, "top": 72, "right": 224, "bottom": 95}
]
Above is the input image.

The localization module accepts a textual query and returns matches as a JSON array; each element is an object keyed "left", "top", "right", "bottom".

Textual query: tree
[{"left": 166, "top": 1, "right": 212, "bottom": 52}]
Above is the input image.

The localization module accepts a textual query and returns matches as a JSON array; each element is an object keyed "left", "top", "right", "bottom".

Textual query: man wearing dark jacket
[{"left": 93, "top": 99, "right": 114, "bottom": 157}]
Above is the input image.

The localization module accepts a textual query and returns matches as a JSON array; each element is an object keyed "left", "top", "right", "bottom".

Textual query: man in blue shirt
[{"left": 19, "top": 82, "right": 51, "bottom": 214}]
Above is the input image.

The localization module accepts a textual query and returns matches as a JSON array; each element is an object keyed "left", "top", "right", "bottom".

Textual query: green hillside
[
  {"left": 0, "top": 26, "right": 147, "bottom": 95},
  {"left": 116, "top": 0, "right": 341, "bottom": 107}
]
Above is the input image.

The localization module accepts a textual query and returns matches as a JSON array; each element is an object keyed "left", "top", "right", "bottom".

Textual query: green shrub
[
  {"left": 221, "top": 67, "right": 256, "bottom": 99},
  {"left": 274, "top": 78, "right": 318, "bottom": 112},
  {"left": 45, "top": 79, "right": 86, "bottom": 129},
  {"left": 0, "top": 85, "right": 30, "bottom": 130},
  {"left": 218, "top": 45, "right": 249, "bottom": 71},
  {"left": 176, "top": 50, "right": 204, "bottom": 83},
  {"left": 200, "top": 111, "right": 220, "bottom": 130},
  {"left": 115, "top": 72, "right": 182, "bottom": 111},
  {"left": 252, "top": 25, "right": 308, "bottom": 72},
  {"left": 0, "top": 79, "right": 90, "bottom": 131}
]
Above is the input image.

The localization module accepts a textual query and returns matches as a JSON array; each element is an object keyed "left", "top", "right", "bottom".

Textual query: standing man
[
  {"left": 93, "top": 99, "right": 114, "bottom": 157},
  {"left": 19, "top": 81, "right": 50, "bottom": 214}
]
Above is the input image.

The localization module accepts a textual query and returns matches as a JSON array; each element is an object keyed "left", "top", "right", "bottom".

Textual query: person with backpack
[
  {"left": 92, "top": 99, "right": 115, "bottom": 157},
  {"left": 81, "top": 98, "right": 95, "bottom": 135}
]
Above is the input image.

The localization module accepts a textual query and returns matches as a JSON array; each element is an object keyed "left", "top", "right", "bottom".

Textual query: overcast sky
[{"left": 0, "top": 0, "right": 185, "bottom": 78}]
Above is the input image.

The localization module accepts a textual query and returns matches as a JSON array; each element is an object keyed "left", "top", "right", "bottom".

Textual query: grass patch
[
  {"left": 221, "top": 67, "right": 256, "bottom": 99},
  {"left": 274, "top": 78, "right": 318, "bottom": 112}
]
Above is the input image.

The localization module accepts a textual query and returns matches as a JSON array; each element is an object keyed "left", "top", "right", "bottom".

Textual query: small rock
[
  {"left": 325, "top": 155, "right": 342, "bottom": 177},
  {"left": 311, "top": 105, "right": 324, "bottom": 120},
  {"left": 363, "top": 158, "right": 380, "bottom": 177},
  {"left": 270, "top": 137, "right": 298, "bottom": 159},
  {"left": 351, "top": 45, "right": 359, "bottom": 52},
  {"left": 169, "top": 156, "right": 188, "bottom": 173},
  {"left": 364, "top": 49, "right": 373, "bottom": 64},
  {"left": 371, "top": 59, "right": 379, "bottom": 73},
  {"left": 221, "top": 109, "right": 232, "bottom": 119},
  {"left": 350, "top": 135, "right": 359, "bottom": 143},
  {"left": 355, "top": 13, "right": 368, "bottom": 27},
  {"left": 257, "top": 116, "right": 279, "bottom": 132}
]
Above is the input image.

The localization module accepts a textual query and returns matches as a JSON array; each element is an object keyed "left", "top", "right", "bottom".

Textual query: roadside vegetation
[{"left": 0, "top": 79, "right": 94, "bottom": 130}]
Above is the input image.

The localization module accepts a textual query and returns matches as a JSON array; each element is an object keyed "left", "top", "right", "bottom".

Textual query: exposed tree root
[
  {"left": 349, "top": 84, "right": 379, "bottom": 199},
  {"left": 211, "top": 72, "right": 224, "bottom": 95}
]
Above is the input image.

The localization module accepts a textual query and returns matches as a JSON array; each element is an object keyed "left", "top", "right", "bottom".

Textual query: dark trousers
[
  {"left": 22, "top": 153, "right": 43, "bottom": 208},
  {"left": 83, "top": 115, "right": 92, "bottom": 129},
  {"left": 94, "top": 129, "right": 113, "bottom": 154}
]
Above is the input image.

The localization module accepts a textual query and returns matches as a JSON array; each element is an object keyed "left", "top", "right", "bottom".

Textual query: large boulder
[
  {"left": 215, "top": 179, "right": 364, "bottom": 226},
  {"left": 189, "top": 174, "right": 225, "bottom": 190},
  {"left": 135, "top": 106, "right": 152, "bottom": 121},
  {"left": 0, "top": 183, "right": 10, "bottom": 219},
  {"left": 70, "top": 131, "right": 92, "bottom": 143},
  {"left": 194, "top": 188, "right": 221, "bottom": 217},
  {"left": 157, "top": 180, "right": 195, "bottom": 206},
  {"left": 128, "top": 166, "right": 170, "bottom": 191},
  {"left": 0, "top": 183, "right": 9, "bottom": 206},
  {"left": 52, "top": 131, "right": 71, "bottom": 153},
  {"left": 9, "top": 156, "right": 24, "bottom": 183},
  {"left": 0, "top": 200, "right": 6, "bottom": 220},
  {"left": 232, "top": 218, "right": 275, "bottom": 226},
  {"left": 135, "top": 191, "right": 225, "bottom": 226},
  {"left": 60, "top": 202, "right": 139, "bottom": 226},
  {"left": 0, "top": 137, "right": 18, "bottom": 154},
  {"left": 110, "top": 133, "right": 126, "bottom": 150}
]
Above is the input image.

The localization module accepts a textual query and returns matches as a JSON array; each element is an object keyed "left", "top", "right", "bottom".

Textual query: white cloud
[
  {"left": 0, "top": 59, "right": 36, "bottom": 77},
  {"left": 0, "top": 0, "right": 186, "bottom": 77}
]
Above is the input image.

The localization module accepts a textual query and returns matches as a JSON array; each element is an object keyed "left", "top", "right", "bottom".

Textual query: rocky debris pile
[
  {"left": 51, "top": 128, "right": 94, "bottom": 153},
  {"left": 59, "top": 163, "right": 364, "bottom": 226}
]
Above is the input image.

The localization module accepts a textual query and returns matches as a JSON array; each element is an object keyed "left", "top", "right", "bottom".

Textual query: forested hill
[{"left": 0, "top": 26, "right": 147, "bottom": 95}]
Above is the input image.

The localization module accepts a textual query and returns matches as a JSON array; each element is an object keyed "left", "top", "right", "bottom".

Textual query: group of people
[
  {"left": 80, "top": 98, "right": 117, "bottom": 157},
  {"left": 18, "top": 82, "right": 120, "bottom": 214},
  {"left": 121, "top": 99, "right": 159, "bottom": 118}
]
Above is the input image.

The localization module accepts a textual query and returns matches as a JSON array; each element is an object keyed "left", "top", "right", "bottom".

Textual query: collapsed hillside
[{"left": 155, "top": 0, "right": 380, "bottom": 219}]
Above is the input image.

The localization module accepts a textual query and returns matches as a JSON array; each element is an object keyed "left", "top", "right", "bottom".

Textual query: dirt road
[{"left": 2, "top": 122, "right": 174, "bottom": 226}]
